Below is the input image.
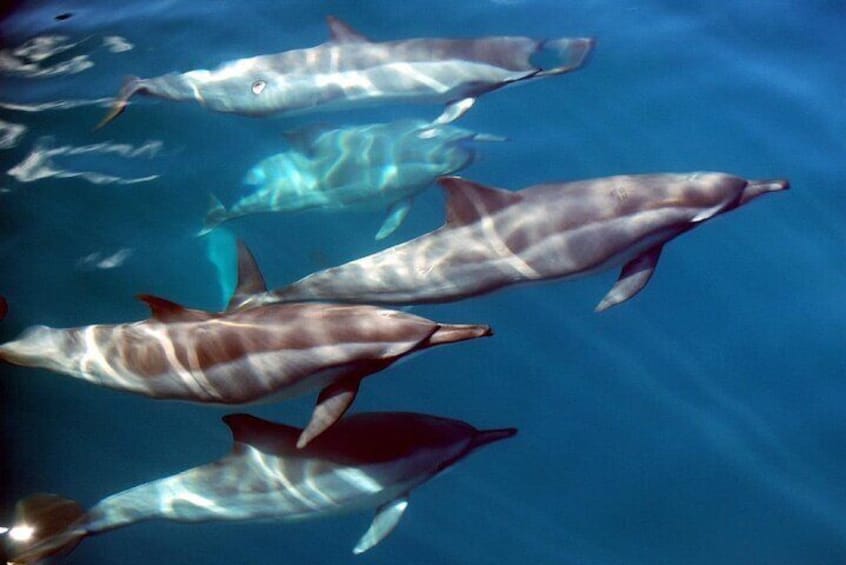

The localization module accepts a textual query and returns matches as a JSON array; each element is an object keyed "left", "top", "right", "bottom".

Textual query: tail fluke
[
  {"left": 95, "top": 76, "right": 142, "bottom": 130},
  {"left": 2, "top": 494, "right": 86, "bottom": 564}
]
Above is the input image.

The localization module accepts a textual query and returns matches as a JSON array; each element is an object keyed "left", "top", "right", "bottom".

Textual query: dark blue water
[{"left": 1, "top": 1, "right": 844, "bottom": 564}]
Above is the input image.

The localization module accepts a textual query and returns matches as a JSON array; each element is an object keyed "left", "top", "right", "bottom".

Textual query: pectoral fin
[
  {"left": 595, "top": 245, "right": 663, "bottom": 312},
  {"left": 375, "top": 199, "right": 412, "bottom": 240},
  {"left": 433, "top": 97, "right": 476, "bottom": 125},
  {"left": 297, "top": 378, "right": 361, "bottom": 448},
  {"left": 353, "top": 496, "right": 409, "bottom": 555}
]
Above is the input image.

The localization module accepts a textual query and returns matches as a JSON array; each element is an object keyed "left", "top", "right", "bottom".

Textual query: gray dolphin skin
[
  {"left": 0, "top": 243, "right": 492, "bottom": 446},
  {"left": 244, "top": 172, "right": 789, "bottom": 312},
  {"left": 1, "top": 412, "right": 517, "bottom": 563},
  {"left": 96, "top": 16, "right": 594, "bottom": 128},
  {"left": 201, "top": 119, "right": 504, "bottom": 239}
]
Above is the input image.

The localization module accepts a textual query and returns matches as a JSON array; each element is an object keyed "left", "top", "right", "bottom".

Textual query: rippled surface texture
[{"left": 1, "top": 2, "right": 844, "bottom": 564}]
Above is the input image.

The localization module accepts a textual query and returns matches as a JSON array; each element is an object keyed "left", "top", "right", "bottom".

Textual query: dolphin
[
  {"left": 96, "top": 16, "right": 594, "bottom": 128},
  {"left": 0, "top": 243, "right": 492, "bottom": 446},
  {"left": 1, "top": 412, "right": 517, "bottom": 563},
  {"left": 240, "top": 172, "right": 789, "bottom": 312},
  {"left": 201, "top": 119, "right": 504, "bottom": 239}
]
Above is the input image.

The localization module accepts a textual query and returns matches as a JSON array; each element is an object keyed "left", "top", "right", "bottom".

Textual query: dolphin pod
[
  {"left": 201, "top": 118, "right": 504, "bottom": 239},
  {"left": 96, "top": 16, "right": 594, "bottom": 128},
  {"left": 1, "top": 412, "right": 516, "bottom": 563},
  {"left": 3, "top": 11, "right": 792, "bottom": 564},
  {"left": 239, "top": 173, "right": 789, "bottom": 312},
  {"left": 0, "top": 242, "right": 491, "bottom": 447}
]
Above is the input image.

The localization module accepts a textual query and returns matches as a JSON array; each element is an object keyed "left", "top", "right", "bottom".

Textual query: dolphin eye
[{"left": 251, "top": 80, "right": 267, "bottom": 95}]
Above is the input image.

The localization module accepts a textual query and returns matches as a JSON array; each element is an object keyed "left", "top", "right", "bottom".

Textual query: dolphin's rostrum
[{"left": 1, "top": 412, "right": 517, "bottom": 563}]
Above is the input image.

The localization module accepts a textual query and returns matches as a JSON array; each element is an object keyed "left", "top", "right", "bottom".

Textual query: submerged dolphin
[
  {"left": 0, "top": 243, "right": 491, "bottom": 446},
  {"left": 96, "top": 16, "right": 594, "bottom": 128},
  {"left": 1, "top": 412, "right": 517, "bottom": 563},
  {"left": 241, "top": 172, "right": 789, "bottom": 312},
  {"left": 201, "top": 119, "right": 503, "bottom": 239}
]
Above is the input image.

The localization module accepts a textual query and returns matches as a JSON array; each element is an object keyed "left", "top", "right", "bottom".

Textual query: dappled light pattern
[
  {"left": 0, "top": 242, "right": 491, "bottom": 445},
  {"left": 96, "top": 16, "right": 592, "bottom": 128},
  {"left": 257, "top": 173, "right": 788, "bottom": 311},
  {"left": 2, "top": 413, "right": 514, "bottom": 562},
  {"left": 203, "top": 119, "right": 500, "bottom": 238}
]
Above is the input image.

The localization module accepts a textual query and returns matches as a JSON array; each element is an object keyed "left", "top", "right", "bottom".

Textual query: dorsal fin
[
  {"left": 137, "top": 294, "right": 212, "bottom": 322},
  {"left": 222, "top": 414, "right": 301, "bottom": 454},
  {"left": 326, "top": 16, "right": 370, "bottom": 43},
  {"left": 437, "top": 176, "right": 521, "bottom": 226},
  {"left": 226, "top": 241, "right": 267, "bottom": 311}
]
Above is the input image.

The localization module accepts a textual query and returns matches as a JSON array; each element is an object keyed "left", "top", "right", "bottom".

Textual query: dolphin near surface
[
  {"left": 96, "top": 16, "right": 594, "bottom": 128},
  {"left": 243, "top": 172, "right": 789, "bottom": 312},
  {"left": 1, "top": 412, "right": 517, "bottom": 563},
  {"left": 0, "top": 243, "right": 492, "bottom": 446},
  {"left": 201, "top": 119, "right": 504, "bottom": 239}
]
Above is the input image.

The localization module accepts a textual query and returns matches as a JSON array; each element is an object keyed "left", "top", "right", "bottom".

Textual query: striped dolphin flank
[
  {"left": 96, "top": 16, "right": 593, "bottom": 128},
  {"left": 2, "top": 412, "right": 517, "bottom": 563},
  {"left": 247, "top": 172, "right": 789, "bottom": 312},
  {"left": 0, "top": 242, "right": 492, "bottom": 446}
]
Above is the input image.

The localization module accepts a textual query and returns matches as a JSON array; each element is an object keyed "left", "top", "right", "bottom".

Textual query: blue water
[{"left": 1, "top": 1, "right": 844, "bottom": 564}]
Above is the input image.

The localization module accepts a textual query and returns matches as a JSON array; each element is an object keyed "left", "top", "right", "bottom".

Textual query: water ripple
[
  {"left": 0, "top": 98, "right": 114, "bottom": 112},
  {"left": 7, "top": 137, "right": 163, "bottom": 186},
  {"left": 0, "top": 33, "right": 133, "bottom": 78},
  {"left": 76, "top": 248, "right": 134, "bottom": 270},
  {"left": 0, "top": 119, "right": 27, "bottom": 149}
]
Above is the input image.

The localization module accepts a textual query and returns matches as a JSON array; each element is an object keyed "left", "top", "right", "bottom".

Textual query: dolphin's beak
[
  {"left": 470, "top": 427, "right": 518, "bottom": 451},
  {"left": 738, "top": 178, "right": 790, "bottom": 206}
]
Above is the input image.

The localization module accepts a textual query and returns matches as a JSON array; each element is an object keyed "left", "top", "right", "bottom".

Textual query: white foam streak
[
  {"left": 7, "top": 137, "right": 163, "bottom": 186},
  {"left": 0, "top": 36, "right": 94, "bottom": 78},
  {"left": 0, "top": 98, "right": 114, "bottom": 112},
  {"left": 103, "top": 36, "right": 133, "bottom": 53},
  {"left": 77, "top": 248, "right": 134, "bottom": 270},
  {"left": 0, "top": 119, "right": 26, "bottom": 149},
  {"left": 1, "top": 34, "right": 132, "bottom": 78}
]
